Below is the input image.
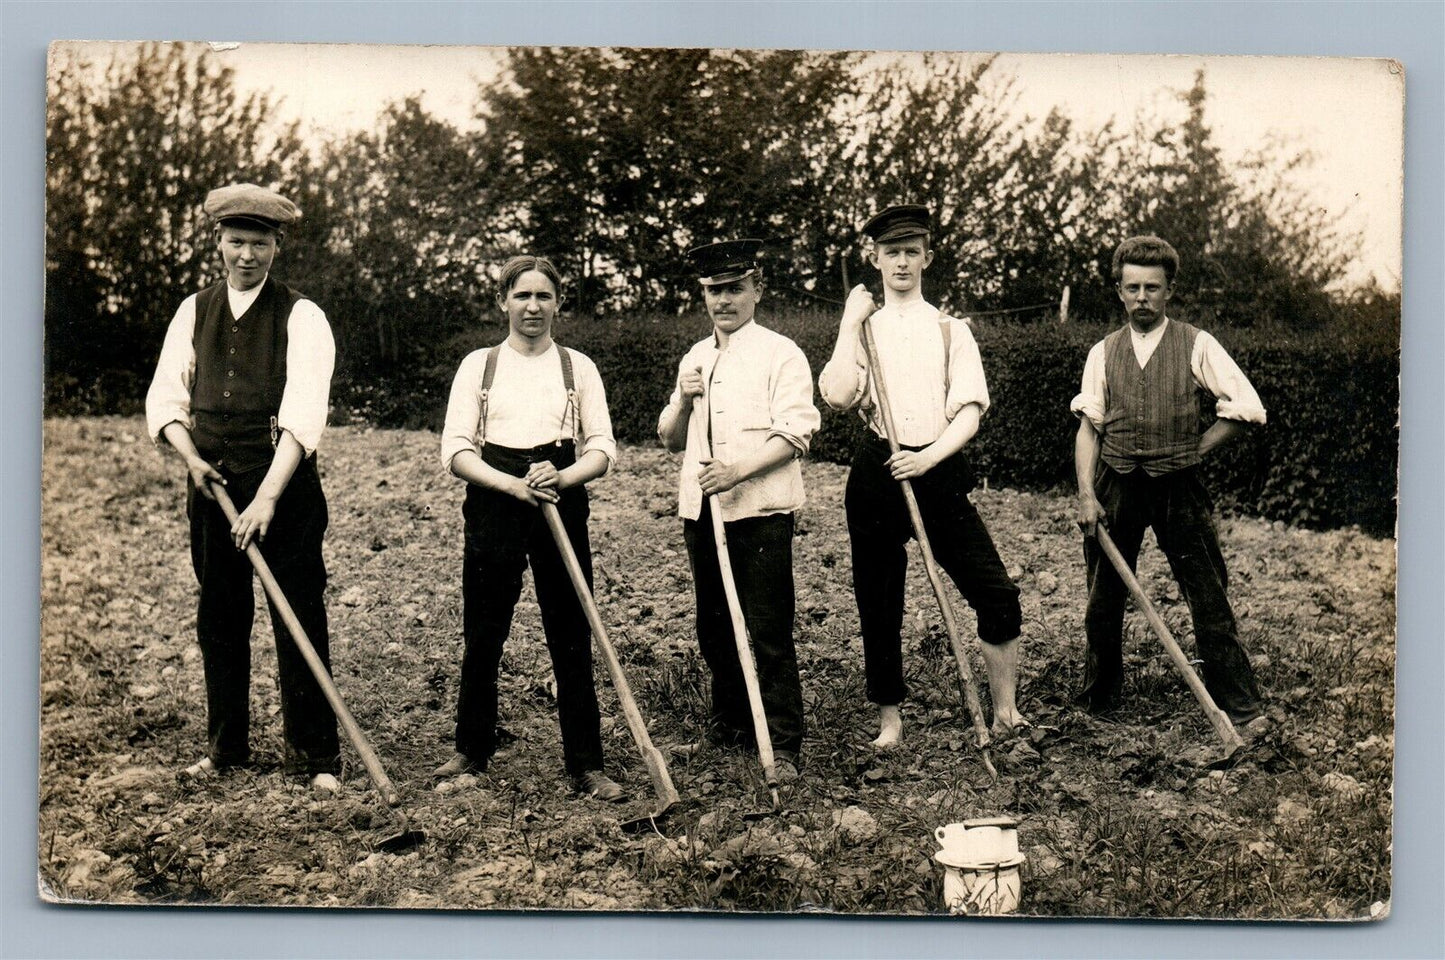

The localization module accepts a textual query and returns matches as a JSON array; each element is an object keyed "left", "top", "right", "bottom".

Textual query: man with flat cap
[
  {"left": 820, "top": 204, "right": 1027, "bottom": 749},
  {"left": 145, "top": 183, "right": 341, "bottom": 795},
  {"left": 657, "top": 239, "right": 821, "bottom": 781}
]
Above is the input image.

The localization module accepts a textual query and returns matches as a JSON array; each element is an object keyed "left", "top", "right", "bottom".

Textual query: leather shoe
[
  {"left": 577, "top": 770, "right": 626, "bottom": 803},
  {"left": 432, "top": 752, "right": 484, "bottom": 778},
  {"left": 669, "top": 741, "right": 705, "bottom": 761}
]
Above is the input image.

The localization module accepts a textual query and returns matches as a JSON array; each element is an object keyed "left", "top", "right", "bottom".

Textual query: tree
[
  {"left": 311, "top": 98, "right": 495, "bottom": 374},
  {"left": 1108, "top": 71, "right": 1357, "bottom": 328},
  {"left": 834, "top": 55, "right": 1120, "bottom": 319},
  {"left": 475, "top": 47, "right": 860, "bottom": 313},
  {"left": 45, "top": 42, "right": 305, "bottom": 410}
]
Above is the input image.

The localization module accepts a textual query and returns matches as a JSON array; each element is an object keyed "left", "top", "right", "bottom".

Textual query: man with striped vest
[
  {"left": 145, "top": 184, "right": 341, "bottom": 794},
  {"left": 1072, "top": 235, "right": 1266, "bottom": 726}
]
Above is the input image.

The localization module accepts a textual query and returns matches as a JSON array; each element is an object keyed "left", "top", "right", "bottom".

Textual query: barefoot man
[{"left": 819, "top": 204, "right": 1026, "bottom": 748}]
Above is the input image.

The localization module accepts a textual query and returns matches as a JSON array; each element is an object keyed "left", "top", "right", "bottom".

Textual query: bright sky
[{"left": 186, "top": 42, "right": 1402, "bottom": 290}]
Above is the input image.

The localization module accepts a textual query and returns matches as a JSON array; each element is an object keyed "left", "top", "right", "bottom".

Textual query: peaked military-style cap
[
  {"left": 203, "top": 183, "right": 301, "bottom": 231},
  {"left": 689, "top": 239, "right": 764, "bottom": 286},
  {"left": 861, "top": 204, "right": 930, "bottom": 243}
]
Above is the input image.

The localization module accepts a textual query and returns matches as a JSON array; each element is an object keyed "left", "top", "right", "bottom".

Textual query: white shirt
[
  {"left": 145, "top": 277, "right": 335, "bottom": 456},
  {"left": 1070, "top": 317, "right": 1268, "bottom": 428},
  {"left": 818, "top": 299, "right": 989, "bottom": 447},
  {"left": 441, "top": 341, "right": 617, "bottom": 470},
  {"left": 658, "top": 320, "right": 820, "bottom": 522}
]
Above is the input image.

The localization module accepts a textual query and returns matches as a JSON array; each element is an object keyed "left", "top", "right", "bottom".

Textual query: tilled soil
[{"left": 39, "top": 417, "right": 1394, "bottom": 917}]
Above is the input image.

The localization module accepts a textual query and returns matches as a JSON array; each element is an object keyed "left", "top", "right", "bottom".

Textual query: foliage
[
  {"left": 44, "top": 46, "right": 1398, "bottom": 533},
  {"left": 835, "top": 55, "right": 1121, "bottom": 320},
  {"left": 307, "top": 99, "right": 493, "bottom": 374},
  {"left": 1106, "top": 71, "right": 1358, "bottom": 328},
  {"left": 329, "top": 308, "right": 1397, "bottom": 534},
  {"left": 45, "top": 43, "right": 305, "bottom": 412},
  {"left": 475, "top": 47, "right": 861, "bottom": 314}
]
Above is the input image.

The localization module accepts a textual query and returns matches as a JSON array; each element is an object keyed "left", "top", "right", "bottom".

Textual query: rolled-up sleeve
[
  {"left": 818, "top": 342, "right": 867, "bottom": 411},
  {"left": 575, "top": 353, "right": 618, "bottom": 466},
  {"left": 276, "top": 300, "right": 335, "bottom": 456},
  {"left": 943, "top": 319, "right": 991, "bottom": 421},
  {"left": 1069, "top": 341, "right": 1108, "bottom": 429},
  {"left": 440, "top": 351, "right": 485, "bottom": 471},
  {"left": 1194, "top": 332, "right": 1266, "bottom": 425},
  {"left": 768, "top": 343, "right": 821, "bottom": 454},
  {"left": 657, "top": 351, "right": 694, "bottom": 441},
  {"left": 145, "top": 296, "right": 199, "bottom": 445}
]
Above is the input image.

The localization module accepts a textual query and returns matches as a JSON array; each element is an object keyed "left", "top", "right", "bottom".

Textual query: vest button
[
  {"left": 229, "top": 347, "right": 236, "bottom": 355},
  {"left": 223, "top": 414, "right": 231, "bottom": 422},
  {"left": 227, "top": 370, "right": 235, "bottom": 377},
  {"left": 223, "top": 390, "right": 231, "bottom": 398},
  {"left": 216, "top": 458, "right": 224, "bottom": 466},
  {"left": 231, "top": 326, "right": 239, "bottom": 333}
]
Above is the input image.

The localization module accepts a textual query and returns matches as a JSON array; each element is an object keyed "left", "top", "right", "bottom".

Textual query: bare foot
[
  {"left": 991, "top": 710, "right": 1030, "bottom": 738},
  {"left": 310, "top": 773, "right": 341, "bottom": 797},
  {"left": 872, "top": 706, "right": 902, "bottom": 749}
]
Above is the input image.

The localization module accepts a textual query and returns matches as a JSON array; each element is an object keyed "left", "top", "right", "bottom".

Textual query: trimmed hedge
[{"left": 336, "top": 311, "right": 1398, "bottom": 536}]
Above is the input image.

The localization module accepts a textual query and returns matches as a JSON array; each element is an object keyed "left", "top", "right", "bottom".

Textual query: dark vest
[
  {"left": 190, "top": 277, "right": 305, "bottom": 473},
  {"left": 1099, "top": 319, "right": 1203, "bottom": 477}
]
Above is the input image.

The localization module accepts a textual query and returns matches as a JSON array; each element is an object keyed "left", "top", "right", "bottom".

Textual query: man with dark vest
[
  {"left": 145, "top": 183, "right": 341, "bottom": 794},
  {"left": 1072, "top": 235, "right": 1266, "bottom": 726}
]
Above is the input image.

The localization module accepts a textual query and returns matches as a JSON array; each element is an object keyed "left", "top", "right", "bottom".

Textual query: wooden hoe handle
[
  {"left": 540, "top": 502, "right": 680, "bottom": 812},
  {"left": 691, "top": 394, "right": 780, "bottom": 799},
  {"left": 1094, "top": 524, "right": 1245, "bottom": 754},
  {"left": 209, "top": 483, "right": 402, "bottom": 806},
  {"left": 860, "top": 317, "right": 995, "bottom": 767}
]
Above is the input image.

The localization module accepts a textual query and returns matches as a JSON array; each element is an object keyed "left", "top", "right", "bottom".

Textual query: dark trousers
[
  {"left": 1080, "top": 463, "right": 1264, "bottom": 723},
  {"left": 845, "top": 436, "right": 1022, "bottom": 707},
  {"left": 457, "top": 442, "right": 604, "bottom": 777},
  {"left": 186, "top": 457, "right": 340, "bottom": 775},
  {"left": 683, "top": 501, "right": 804, "bottom": 758}
]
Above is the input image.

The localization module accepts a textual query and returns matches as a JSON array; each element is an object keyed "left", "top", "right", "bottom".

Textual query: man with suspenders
[
  {"left": 819, "top": 204, "right": 1027, "bottom": 749},
  {"left": 437, "top": 256, "right": 626, "bottom": 801}
]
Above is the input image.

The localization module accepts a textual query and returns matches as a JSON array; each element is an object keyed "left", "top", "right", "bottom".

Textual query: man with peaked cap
[
  {"left": 145, "top": 183, "right": 341, "bottom": 795},
  {"left": 657, "top": 239, "right": 821, "bottom": 781},
  {"left": 819, "top": 204, "right": 1027, "bottom": 749}
]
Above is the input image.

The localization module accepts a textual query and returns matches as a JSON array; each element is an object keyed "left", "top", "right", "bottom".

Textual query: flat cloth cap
[
  {"left": 203, "top": 183, "right": 301, "bottom": 230},
  {"left": 689, "top": 239, "right": 764, "bottom": 285},
  {"left": 862, "top": 204, "right": 930, "bottom": 243}
]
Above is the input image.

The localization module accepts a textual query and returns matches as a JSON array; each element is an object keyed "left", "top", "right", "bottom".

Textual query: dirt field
[{"left": 39, "top": 416, "right": 1395, "bottom": 917}]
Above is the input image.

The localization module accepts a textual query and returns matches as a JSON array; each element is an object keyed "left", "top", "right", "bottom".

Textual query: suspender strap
[
  {"left": 861, "top": 318, "right": 955, "bottom": 437},
  {"left": 940, "top": 319, "right": 952, "bottom": 399},
  {"left": 556, "top": 345, "right": 580, "bottom": 443},
  {"left": 477, "top": 344, "right": 579, "bottom": 447},
  {"left": 478, "top": 345, "right": 500, "bottom": 445}
]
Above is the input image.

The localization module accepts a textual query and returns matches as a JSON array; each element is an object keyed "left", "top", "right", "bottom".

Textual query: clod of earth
[{"left": 38, "top": 420, "right": 1397, "bottom": 917}]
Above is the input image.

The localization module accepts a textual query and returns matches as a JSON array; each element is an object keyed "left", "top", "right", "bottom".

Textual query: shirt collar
[
  {"left": 881, "top": 298, "right": 939, "bottom": 321},
  {"left": 712, "top": 318, "right": 761, "bottom": 351},
  {"left": 501, "top": 339, "right": 557, "bottom": 361},
  {"left": 1130, "top": 315, "right": 1170, "bottom": 343},
  {"left": 226, "top": 275, "right": 268, "bottom": 315}
]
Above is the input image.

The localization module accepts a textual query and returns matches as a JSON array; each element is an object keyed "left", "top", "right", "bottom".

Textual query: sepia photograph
[{"left": 40, "top": 39, "right": 1401, "bottom": 921}]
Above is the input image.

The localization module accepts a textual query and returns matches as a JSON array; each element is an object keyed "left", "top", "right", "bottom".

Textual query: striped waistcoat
[{"left": 1099, "top": 319, "right": 1203, "bottom": 477}]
